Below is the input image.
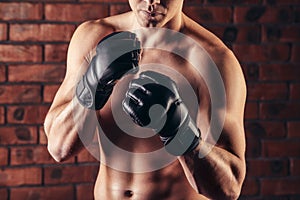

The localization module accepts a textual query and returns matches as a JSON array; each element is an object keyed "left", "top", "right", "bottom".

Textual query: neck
[{"left": 164, "top": 12, "right": 185, "bottom": 32}]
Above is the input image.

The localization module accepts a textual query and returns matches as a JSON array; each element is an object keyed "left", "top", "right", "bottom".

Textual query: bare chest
[{"left": 96, "top": 49, "right": 208, "bottom": 156}]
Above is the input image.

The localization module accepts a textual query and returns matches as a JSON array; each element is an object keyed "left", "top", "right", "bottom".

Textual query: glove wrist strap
[
  {"left": 160, "top": 115, "right": 201, "bottom": 156},
  {"left": 76, "top": 75, "right": 113, "bottom": 110}
]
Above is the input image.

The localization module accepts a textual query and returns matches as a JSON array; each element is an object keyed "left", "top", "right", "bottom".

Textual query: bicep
[
  {"left": 198, "top": 50, "right": 246, "bottom": 159},
  {"left": 49, "top": 53, "right": 90, "bottom": 112},
  {"left": 49, "top": 22, "right": 97, "bottom": 110},
  {"left": 216, "top": 51, "right": 247, "bottom": 159}
]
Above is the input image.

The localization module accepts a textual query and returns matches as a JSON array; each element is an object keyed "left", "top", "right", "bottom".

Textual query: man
[{"left": 44, "top": 0, "right": 247, "bottom": 199}]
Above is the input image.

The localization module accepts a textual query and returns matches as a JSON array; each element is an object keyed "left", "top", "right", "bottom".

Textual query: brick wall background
[{"left": 0, "top": 0, "right": 299, "bottom": 199}]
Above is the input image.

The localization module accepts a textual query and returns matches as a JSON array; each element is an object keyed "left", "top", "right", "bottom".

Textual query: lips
[{"left": 139, "top": 10, "right": 165, "bottom": 20}]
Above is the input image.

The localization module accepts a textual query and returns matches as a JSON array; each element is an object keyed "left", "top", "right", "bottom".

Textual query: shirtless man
[{"left": 44, "top": 0, "right": 247, "bottom": 199}]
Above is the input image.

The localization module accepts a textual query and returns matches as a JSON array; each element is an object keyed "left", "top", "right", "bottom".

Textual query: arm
[
  {"left": 122, "top": 49, "right": 246, "bottom": 199},
  {"left": 44, "top": 21, "right": 105, "bottom": 162},
  {"left": 44, "top": 21, "right": 141, "bottom": 162},
  {"left": 178, "top": 49, "right": 247, "bottom": 199}
]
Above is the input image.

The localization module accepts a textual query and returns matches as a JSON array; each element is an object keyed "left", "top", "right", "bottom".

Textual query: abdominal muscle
[
  {"left": 92, "top": 102, "right": 206, "bottom": 200},
  {"left": 93, "top": 159, "right": 202, "bottom": 200},
  {"left": 90, "top": 57, "right": 208, "bottom": 199}
]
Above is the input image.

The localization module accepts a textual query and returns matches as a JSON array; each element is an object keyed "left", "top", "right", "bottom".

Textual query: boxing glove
[
  {"left": 76, "top": 31, "right": 141, "bottom": 110},
  {"left": 122, "top": 71, "right": 201, "bottom": 156}
]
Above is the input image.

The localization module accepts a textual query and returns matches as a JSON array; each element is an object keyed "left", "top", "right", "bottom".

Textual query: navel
[{"left": 124, "top": 190, "right": 134, "bottom": 198}]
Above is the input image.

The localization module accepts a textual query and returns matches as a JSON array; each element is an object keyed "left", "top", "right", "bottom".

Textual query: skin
[{"left": 44, "top": 0, "right": 247, "bottom": 199}]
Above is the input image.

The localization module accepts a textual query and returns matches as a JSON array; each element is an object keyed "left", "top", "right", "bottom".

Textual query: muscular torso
[
  {"left": 44, "top": 5, "right": 246, "bottom": 198},
  {"left": 70, "top": 12, "right": 230, "bottom": 200},
  {"left": 93, "top": 48, "right": 210, "bottom": 199}
]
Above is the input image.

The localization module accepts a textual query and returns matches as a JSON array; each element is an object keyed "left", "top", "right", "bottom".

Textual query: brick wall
[{"left": 0, "top": 0, "right": 299, "bottom": 199}]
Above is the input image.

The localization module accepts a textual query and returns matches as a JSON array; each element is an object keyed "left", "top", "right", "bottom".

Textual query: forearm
[
  {"left": 179, "top": 141, "right": 246, "bottom": 200},
  {"left": 44, "top": 98, "right": 97, "bottom": 162}
]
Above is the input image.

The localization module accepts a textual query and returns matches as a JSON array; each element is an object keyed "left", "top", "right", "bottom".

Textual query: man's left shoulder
[{"left": 184, "top": 20, "right": 235, "bottom": 62}]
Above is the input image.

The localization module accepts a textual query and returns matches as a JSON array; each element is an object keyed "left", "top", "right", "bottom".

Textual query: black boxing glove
[
  {"left": 122, "top": 71, "right": 201, "bottom": 156},
  {"left": 76, "top": 31, "right": 141, "bottom": 110}
]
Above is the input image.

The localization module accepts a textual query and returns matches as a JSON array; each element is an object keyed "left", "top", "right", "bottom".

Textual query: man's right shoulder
[
  {"left": 73, "top": 11, "right": 132, "bottom": 45},
  {"left": 71, "top": 19, "right": 115, "bottom": 49},
  {"left": 67, "top": 18, "right": 117, "bottom": 66}
]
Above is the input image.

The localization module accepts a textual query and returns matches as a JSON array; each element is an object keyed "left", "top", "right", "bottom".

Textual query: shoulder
[
  {"left": 70, "top": 11, "right": 134, "bottom": 46},
  {"left": 182, "top": 14, "right": 235, "bottom": 64},
  {"left": 182, "top": 14, "right": 246, "bottom": 110},
  {"left": 66, "top": 16, "right": 123, "bottom": 71},
  {"left": 68, "top": 19, "right": 114, "bottom": 58},
  {"left": 67, "top": 12, "right": 134, "bottom": 63},
  {"left": 183, "top": 14, "right": 243, "bottom": 80}
]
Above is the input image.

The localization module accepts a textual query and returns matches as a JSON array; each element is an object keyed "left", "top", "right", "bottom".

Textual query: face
[{"left": 129, "top": 0, "right": 184, "bottom": 27}]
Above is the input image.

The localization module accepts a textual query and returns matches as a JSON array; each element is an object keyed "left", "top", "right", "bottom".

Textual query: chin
[
  {"left": 136, "top": 13, "right": 165, "bottom": 28},
  {"left": 144, "top": 22, "right": 159, "bottom": 28},
  {"left": 138, "top": 19, "right": 163, "bottom": 28}
]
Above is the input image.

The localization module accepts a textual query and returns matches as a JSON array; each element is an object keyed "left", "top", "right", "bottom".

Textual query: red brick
[
  {"left": 44, "top": 165, "right": 98, "bottom": 184},
  {"left": 245, "top": 121, "right": 286, "bottom": 138},
  {"left": 0, "top": 45, "right": 42, "bottom": 63},
  {"left": 80, "top": 0, "right": 128, "bottom": 2},
  {"left": 110, "top": 4, "right": 131, "bottom": 15},
  {"left": 44, "top": 44, "right": 68, "bottom": 62},
  {"left": 0, "top": 85, "right": 41, "bottom": 104},
  {"left": 206, "top": 24, "right": 261, "bottom": 44},
  {"left": 291, "top": 44, "right": 300, "bottom": 62},
  {"left": 8, "top": 64, "right": 65, "bottom": 83},
  {"left": 241, "top": 178, "right": 259, "bottom": 196},
  {"left": 77, "top": 148, "right": 99, "bottom": 163},
  {"left": 263, "top": 0, "right": 300, "bottom": 5},
  {"left": 234, "top": 6, "right": 293, "bottom": 23},
  {"left": 290, "top": 83, "right": 300, "bottom": 100},
  {"left": 45, "top": 4, "right": 109, "bottom": 22},
  {"left": 10, "top": 24, "right": 75, "bottom": 42},
  {"left": 247, "top": 159, "right": 289, "bottom": 177},
  {"left": 261, "top": 178, "right": 300, "bottom": 195},
  {"left": 260, "top": 64, "right": 299, "bottom": 81},
  {"left": 290, "top": 159, "right": 300, "bottom": 176},
  {"left": 245, "top": 102, "right": 258, "bottom": 120},
  {"left": 7, "top": 105, "right": 49, "bottom": 124},
  {"left": 0, "top": 3, "right": 42, "bottom": 20},
  {"left": 43, "top": 84, "right": 60, "bottom": 103},
  {"left": 39, "top": 126, "right": 47, "bottom": 145},
  {"left": 0, "top": 65, "right": 6, "bottom": 82},
  {"left": 262, "top": 25, "right": 300, "bottom": 43},
  {"left": 0, "top": 106, "right": 4, "bottom": 124},
  {"left": 260, "top": 102, "right": 300, "bottom": 120},
  {"left": 246, "top": 139, "right": 261, "bottom": 158},
  {"left": 0, "top": 126, "right": 37, "bottom": 145},
  {"left": 0, "top": 23, "right": 7, "bottom": 41},
  {"left": 234, "top": 25, "right": 261, "bottom": 43},
  {"left": 10, "top": 146, "right": 54, "bottom": 165},
  {"left": 0, "top": 188, "right": 8, "bottom": 200},
  {"left": 205, "top": 0, "right": 260, "bottom": 4},
  {"left": 184, "top": 0, "right": 204, "bottom": 5},
  {"left": 241, "top": 63, "right": 259, "bottom": 81},
  {"left": 184, "top": 6, "right": 232, "bottom": 24},
  {"left": 0, "top": 147, "right": 8, "bottom": 166},
  {"left": 0, "top": 167, "right": 42, "bottom": 186},
  {"left": 262, "top": 140, "right": 300, "bottom": 157},
  {"left": 290, "top": 196, "right": 300, "bottom": 200},
  {"left": 31, "top": 0, "right": 74, "bottom": 1},
  {"left": 76, "top": 184, "right": 94, "bottom": 200},
  {"left": 233, "top": 44, "right": 290, "bottom": 62},
  {"left": 10, "top": 186, "right": 74, "bottom": 200},
  {"left": 247, "top": 83, "right": 288, "bottom": 101},
  {"left": 287, "top": 122, "right": 300, "bottom": 138},
  {"left": 10, "top": 146, "right": 75, "bottom": 165}
]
